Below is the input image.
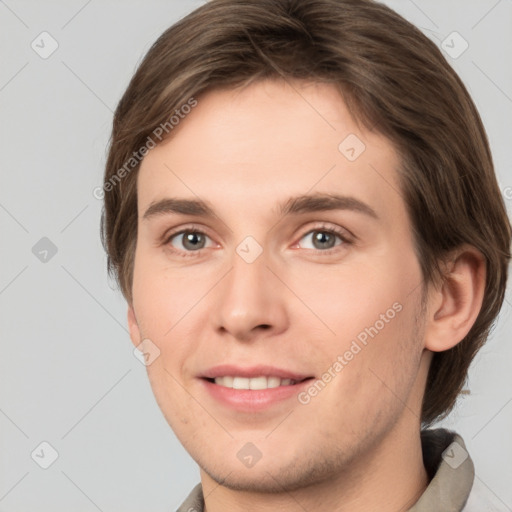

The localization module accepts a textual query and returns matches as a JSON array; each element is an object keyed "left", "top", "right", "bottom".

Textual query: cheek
[
  {"left": 132, "top": 253, "right": 207, "bottom": 337},
  {"left": 144, "top": 358, "right": 202, "bottom": 443},
  {"left": 315, "top": 296, "right": 422, "bottom": 431},
  {"left": 291, "top": 260, "right": 412, "bottom": 337},
  {"left": 292, "top": 246, "right": 423, "bottom": 387},
  {"left": 132, "top": 256, "right": 215, "bottom": 398}
]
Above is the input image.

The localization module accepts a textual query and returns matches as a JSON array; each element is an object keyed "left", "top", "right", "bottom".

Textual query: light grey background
[{"left": 1, "top": 1, "right": 511, "bottom": 511}]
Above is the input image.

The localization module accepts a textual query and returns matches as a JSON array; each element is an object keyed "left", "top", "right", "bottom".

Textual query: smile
[{"left": 212, "top": 376, "right": 301, "bottom": 389}]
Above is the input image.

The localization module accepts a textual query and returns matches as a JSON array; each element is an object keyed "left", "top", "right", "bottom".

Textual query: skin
[{"left": 127, "top": 79, "right": 485, "bottom": 511}]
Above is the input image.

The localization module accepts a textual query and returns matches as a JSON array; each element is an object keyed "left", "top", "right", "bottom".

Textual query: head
[{"left": 100, "top": 0, "right": 511, "bottom": 492}]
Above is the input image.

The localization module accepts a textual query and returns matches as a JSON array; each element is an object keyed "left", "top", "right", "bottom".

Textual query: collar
[{"left": 409, "top": 429, "right": 474, "bottom": 511}]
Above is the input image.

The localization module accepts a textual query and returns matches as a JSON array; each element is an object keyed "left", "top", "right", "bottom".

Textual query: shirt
[{"left": 175, "top": 428, "right": 507, "bottom": 511}]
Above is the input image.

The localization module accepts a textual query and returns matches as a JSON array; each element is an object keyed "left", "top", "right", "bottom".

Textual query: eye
[
  {"left": 297, "top": 227, "right": 349, "bottom": 251},
  {"left": 166, "top": 229, "right": 214, "bottom": 252}
]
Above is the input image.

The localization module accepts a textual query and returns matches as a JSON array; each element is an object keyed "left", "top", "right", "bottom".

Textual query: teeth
[
  {"left": 233, "top": 377, "right": 249, "bottom": 389},
  {"left": 267, "top": 376, "right": 281, "bottom": 388},
  {"left": 213, "top": 376, "right": 297, "bottom": 389},
  {"left": 248, "top": 376, "right": 267, "bottom": 390}
]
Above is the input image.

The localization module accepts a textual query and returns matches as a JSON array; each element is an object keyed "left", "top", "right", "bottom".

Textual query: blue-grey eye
[
  {"left": 170, "top": 231, "right": 210, "bottom": 251},
  {"left": 299, "top": 230, "right": 343, "bottom": 250}
]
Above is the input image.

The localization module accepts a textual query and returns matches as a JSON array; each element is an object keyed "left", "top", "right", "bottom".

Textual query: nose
[{"left": 211, "top": 248, "right": 289, "bottom": 342}]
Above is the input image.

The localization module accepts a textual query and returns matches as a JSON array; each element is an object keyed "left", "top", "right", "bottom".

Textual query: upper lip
[{"left": 200, "top": 364, "right": 313, "bottom": 381}]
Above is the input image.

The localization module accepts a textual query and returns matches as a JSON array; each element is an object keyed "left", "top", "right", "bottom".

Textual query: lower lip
[{"left": 200, "top": 378, "right": 314, "bottom": 412}]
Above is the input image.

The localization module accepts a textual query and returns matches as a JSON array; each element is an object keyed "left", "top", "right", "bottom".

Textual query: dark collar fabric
[{"left": 175, "top": 428, "right": 476, "bottom": 512}]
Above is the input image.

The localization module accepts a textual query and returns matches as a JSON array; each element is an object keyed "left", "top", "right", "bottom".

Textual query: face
[{"left": 128, "top": 79, "right": 429, "bottom": 492}]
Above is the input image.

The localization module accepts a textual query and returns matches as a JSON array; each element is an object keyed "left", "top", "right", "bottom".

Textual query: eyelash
[{"left": 162, "top": 222, "right": 353, "bottom": 257}]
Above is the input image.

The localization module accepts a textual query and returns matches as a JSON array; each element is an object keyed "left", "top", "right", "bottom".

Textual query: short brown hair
[{"left": 100, "top": 0, "right": 511, "bottom": 425}]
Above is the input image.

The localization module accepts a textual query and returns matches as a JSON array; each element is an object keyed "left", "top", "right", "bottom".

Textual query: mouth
[
  {"left": 198, "top": 366, "right": 315, "bottom": 412},
  {"left": 203, "top": 375, "right": 312, "bottom": 390}
]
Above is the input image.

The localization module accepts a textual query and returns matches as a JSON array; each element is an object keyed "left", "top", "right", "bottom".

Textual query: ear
[
  {"left": 423, "top": 245, "right": 486, "bottom": 352},
  {"left": 127, "top": 304, "right": 142, "bottom": 348}
]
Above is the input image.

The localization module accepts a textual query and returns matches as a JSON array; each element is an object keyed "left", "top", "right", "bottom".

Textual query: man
[{"left": 100, "top": 0, "right": 511, "bottom": 510}]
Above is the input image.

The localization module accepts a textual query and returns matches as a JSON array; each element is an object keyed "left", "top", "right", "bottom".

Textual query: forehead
[{"left": 137, "top": 79, "right": 403, "bottom": 222}]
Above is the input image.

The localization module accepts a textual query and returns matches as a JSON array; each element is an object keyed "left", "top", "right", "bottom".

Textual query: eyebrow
[{"left": 142, "top": 193, "right": 379, "bottom": 221}]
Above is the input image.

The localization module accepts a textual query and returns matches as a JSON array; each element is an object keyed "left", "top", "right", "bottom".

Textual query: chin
[{"left": 200, "top": 454, "right": 339, "bottom": 494}]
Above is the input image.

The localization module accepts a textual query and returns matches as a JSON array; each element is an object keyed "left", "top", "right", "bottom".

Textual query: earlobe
[
  {"left": 423, "top": 246, "right": 486, "bottom": 353},
  {"left": 127, "top": 304, "right": 142, "bottom": 348}
]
